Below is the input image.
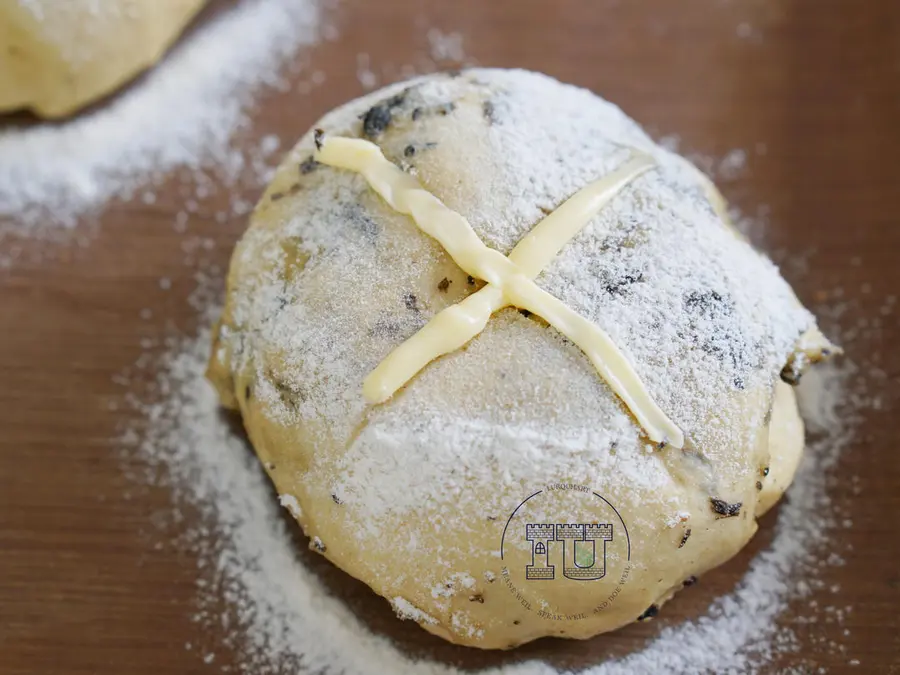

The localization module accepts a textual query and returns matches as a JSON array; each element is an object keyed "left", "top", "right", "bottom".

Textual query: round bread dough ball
[
  {"left": 0, "top": 0, "right": 206, "bottom": 118},
  {"left": 207, "top": 69, "right": 835, "bottom": 648}
]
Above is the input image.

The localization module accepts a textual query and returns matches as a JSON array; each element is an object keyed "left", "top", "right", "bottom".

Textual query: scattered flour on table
[
  {"left": 356, "top": 53, "right": 379, "bottom": 91},
  {"left": 121, "top": 266, "right": 868, "bottom": 673},
  {"left": 427, "top": 29, "right": 466, "bottom": 63},
  {"left": 115, "top": 69, "right": 866, "bottom": 675},
  {"left": 355, "top": 26, "right": 473, "bottom": 93},
  {"left": 0, "top": 0, "right": 328, "bottom": 233},
  {"left": 0, "top": 1, "right": 869, "bottom": 667},
  {"left": 98, "top": 26, "right": 864, "bottom": 674}
]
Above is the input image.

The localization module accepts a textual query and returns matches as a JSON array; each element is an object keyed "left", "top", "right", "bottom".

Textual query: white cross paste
[{"left": 314, "top": 133, "right": 684, "bottom": 449}]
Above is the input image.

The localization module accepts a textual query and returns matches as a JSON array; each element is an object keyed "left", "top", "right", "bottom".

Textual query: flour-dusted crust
[
  {"left": 207, "top": 69, "right": 834, "bottom": 648},
  {"left": 0, "top": 0, "right": 206, "bottom": 117}
]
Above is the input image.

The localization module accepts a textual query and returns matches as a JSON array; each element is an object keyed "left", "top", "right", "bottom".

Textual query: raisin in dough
[
  {"left": 0, "top": 0, "right": 205, "bottom": 118},
  {"left": 207, "top": 69, "right": 835, "bottom": 649}
]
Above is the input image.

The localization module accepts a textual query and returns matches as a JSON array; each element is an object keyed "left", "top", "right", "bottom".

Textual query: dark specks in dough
[
  {"left": 467, "top": 275, "right": 476, "bottom": 286},
  {"left": 410, "top": 102, "right": 455, "bottom": 123},
  {"left": 340, "top": 204, "right": 379, "bottom": 244},
  {"left": 331, "top": 493, "right": 343, "bottom": 505},
  {"left": 482, "top": 100, "right": 496, "bottom": 125},
  {"left": 780, "top": 363, "right": 803, "bottom": 385},
  {"left": 272, "top": 376, "right": 304, "bottom": 409},
  {"left": 363, "top": 104, "right": 393, "bottom": 138},
  {"left": 299, "top": 156, "right": 319, "bottom": 174},
  {"left": 469, "top": 593, "right": 485, "bottom": 603},
  {"left": 370, "top": 317, "right": 403, "bottom": 338},
  {"left": 403, "top": 142, "right": 438, "bottom": 158},
  {"left": 679, "top": 528, "right": 692, "bottom": 548},
  {"left": 683, "top": 575, "right": 698, "bottom": 587},
  {"left": 314, "top": 128, "right": 324, "bottom": 150},
  {"left": 271, "top": 183, "right": 302, "bottom": 203},
  {"left": 358, "top": 216, "right": 379, "bottom": 242},
  {"left": 311, "top": 538, "right": 327, "bottom": 553},
  {"left": 361, "top": 92, "right": 407, "bottom": 139},
  {"left": 710, "top": 497, "right": 742, "bottom": 518},
  {"left": 682, "top": 288, "right": 759, "bottom": 382},
  {"left": 684, "top": 289, "right": 729, "bottom": 314},
  {"left": 438, "top": 277, "right": 451, "bottom": 293},
  {"left": 404, "top": 293, "right": 420, "bottom": 312},
  {"left": 605, "top": 273, "right": 645, "bottom": 296},
  {"left": 637, "top": 605, "right": 659, "bottom": 621}
]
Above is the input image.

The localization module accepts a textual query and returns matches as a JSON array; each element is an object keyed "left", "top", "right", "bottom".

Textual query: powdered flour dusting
[
  {"left": 114, "top": 62, "right": 865, "bottom": 673},
  {"left": 91, "top": 16, "right": 863, "bottom": 673},
  {"left": 0, "top": 1, "right": 867, "bottom": 668},
  {"left": 124, "top": 275, "right": 863, "bottom": 673}
]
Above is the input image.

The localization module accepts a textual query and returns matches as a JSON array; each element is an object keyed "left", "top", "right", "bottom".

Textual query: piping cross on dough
[{"left": 314, "top": 133, "right": 684, "bottom": 449}]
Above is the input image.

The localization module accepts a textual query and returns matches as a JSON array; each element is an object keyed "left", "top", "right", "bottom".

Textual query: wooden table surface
[{"left": 1, "top": 1, "right": 899, "bottom": 673}]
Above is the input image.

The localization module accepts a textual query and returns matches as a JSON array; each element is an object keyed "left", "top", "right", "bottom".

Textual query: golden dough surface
[
  {"left": 757, "top": 381, "right": 805, "bottom": 517},
  {"left": 208, "top": 69, "right": 833, "bottom": 648},
  {"left": 0, "top": 0, "right": 205, "bottom": 117}
]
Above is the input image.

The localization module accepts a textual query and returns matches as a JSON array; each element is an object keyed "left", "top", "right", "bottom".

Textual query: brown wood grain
[{"left": 1, "top": 1, "right": 899, "bottom": 673}]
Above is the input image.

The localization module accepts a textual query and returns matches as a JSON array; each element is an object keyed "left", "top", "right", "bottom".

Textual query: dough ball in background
[{"left": 0, "top": 0, "right": 206, "bottom": 118}]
